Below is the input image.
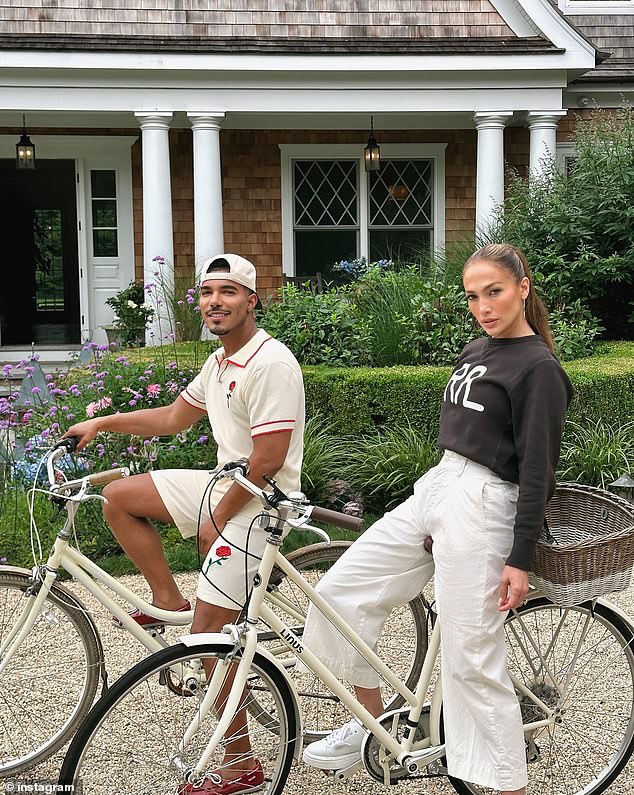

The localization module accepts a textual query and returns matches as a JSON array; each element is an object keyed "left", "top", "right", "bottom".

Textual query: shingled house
[{"left": 0, "top": 0, "right": 632, "bottom": 359}]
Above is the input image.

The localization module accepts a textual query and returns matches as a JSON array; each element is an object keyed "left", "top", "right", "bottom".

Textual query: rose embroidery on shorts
[
  {"left": 203, "top": 545, "right": 232, "bottom": 575},
  {"left": 226, "top": 380, "right": 236, "bottom": 408}
]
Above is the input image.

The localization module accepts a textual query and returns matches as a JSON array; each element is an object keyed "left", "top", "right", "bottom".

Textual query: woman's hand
[{"left": 498, "top": 565, "right": 529, "bottom": 612}]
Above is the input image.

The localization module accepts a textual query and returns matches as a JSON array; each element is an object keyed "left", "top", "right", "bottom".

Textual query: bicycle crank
[{"left": 361, "top": 706, "right": 432, "bottom": 785}]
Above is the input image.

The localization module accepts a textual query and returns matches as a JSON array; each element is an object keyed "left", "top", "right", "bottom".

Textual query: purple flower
[{"left": 197, "top": 435, "right": 209, "bottom": 444}]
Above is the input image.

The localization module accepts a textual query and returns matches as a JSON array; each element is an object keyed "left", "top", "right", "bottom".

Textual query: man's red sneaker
[
  {"left": 177, "top": 760, "right": 264, "bottom": 794},
  {"left": 112, "top": 600, "right": 191, "bottom": 628}
]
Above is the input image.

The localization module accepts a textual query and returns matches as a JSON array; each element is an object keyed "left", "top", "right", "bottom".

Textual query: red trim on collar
[{"left": 219, "top": 335, "right": 273, "bottom": 369}]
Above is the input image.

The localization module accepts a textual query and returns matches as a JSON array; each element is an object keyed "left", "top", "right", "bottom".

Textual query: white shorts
[
  {"left": 150, "top": 469, "right": 269, "bottom": 610},
  {"left": 302, "top": 451, "right": 527, "bottom": 791}
]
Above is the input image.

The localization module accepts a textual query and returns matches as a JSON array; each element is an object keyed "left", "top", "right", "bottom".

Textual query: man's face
[{"left": 198, "top": 278, "right": 258, "bottom": 337}]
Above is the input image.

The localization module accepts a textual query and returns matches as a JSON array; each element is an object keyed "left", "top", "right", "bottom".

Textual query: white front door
[{"left": 78, "top": 138, "right": 136, "bottom": 346}]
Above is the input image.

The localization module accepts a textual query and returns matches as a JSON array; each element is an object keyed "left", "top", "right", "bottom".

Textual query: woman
[{"left": 301, "top": 243, "right": 573, "bottom": 795}]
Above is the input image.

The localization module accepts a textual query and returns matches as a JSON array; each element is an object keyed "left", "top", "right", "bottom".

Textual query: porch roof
[{"left": 0, "top": 33, "right": 564, "bottom": 56}]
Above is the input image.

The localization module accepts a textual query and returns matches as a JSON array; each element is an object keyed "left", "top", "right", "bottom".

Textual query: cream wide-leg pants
[{"left": 302, "top": 451, "right": 528, "bottom": 791}]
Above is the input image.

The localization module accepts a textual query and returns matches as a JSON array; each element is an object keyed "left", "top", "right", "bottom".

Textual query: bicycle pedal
[{"left": 333, "top": 760, "right": 363, "bottom": 781}]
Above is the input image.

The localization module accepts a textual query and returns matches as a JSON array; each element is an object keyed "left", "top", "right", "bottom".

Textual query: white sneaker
[{"left": 302, "top": 719, "right": 365, "bottom": 770}]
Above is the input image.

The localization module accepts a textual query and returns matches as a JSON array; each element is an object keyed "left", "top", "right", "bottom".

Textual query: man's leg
[
  {"left": 191, "top": 600, "right": 259, "bottom": 781},
  {"left": 102, "top": 473, "right": 188, "bottom": 610}
]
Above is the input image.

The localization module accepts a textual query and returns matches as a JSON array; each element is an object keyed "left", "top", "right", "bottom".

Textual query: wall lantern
[
  {"left": 609, "top": 474, "right": 634, "bottom": 504},
  {"left": 364, "top": 116, "right": 381, "bottom": 172},
  {"left": 16, "top": 114, "right": 36, "bottom": 170}
]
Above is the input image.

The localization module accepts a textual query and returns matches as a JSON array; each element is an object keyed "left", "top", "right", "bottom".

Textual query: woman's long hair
[{"left": 463, "top": 243, "right": 555, "bottom": 352}]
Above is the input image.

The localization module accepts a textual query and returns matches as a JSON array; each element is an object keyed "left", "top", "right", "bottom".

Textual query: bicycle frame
[
  {"left": 174, "top": 521, "right": 560, "bottom": 785},
  {"left": 0, "top": 499, "right": 195, "bottom": 678}
]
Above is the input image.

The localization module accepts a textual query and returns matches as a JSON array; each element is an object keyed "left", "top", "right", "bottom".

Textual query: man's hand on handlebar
[{"left": 62, "top": 419, "right": 103, "bottom": 452}]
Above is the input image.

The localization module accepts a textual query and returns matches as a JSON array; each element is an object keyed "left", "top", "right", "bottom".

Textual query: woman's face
[{"left": 463, "top": 259, "right": 532, "bottom": 339}]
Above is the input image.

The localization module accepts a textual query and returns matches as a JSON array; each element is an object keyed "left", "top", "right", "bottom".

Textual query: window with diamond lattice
[
  {"left": 293, "top": 160, "right": 359, "bottom": 278},
  {"left": 294, "top": 160, "right": 358, "bottom": 227},
  {"left": 369, "top": 159, "right": 433, "bottom": 261}
]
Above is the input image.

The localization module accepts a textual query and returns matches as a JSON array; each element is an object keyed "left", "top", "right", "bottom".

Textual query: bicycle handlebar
[
  {"left": 53, "top": 436, "right": 80, "bottom": 454},
  {"left": 86, "top": 468, "right": 130, "bottom": 486},
  {"left": 228, "top": 466, "right": 364, "bottom": 533},
  {"left": 310, "top": 505, "right": 363, "bottom": 532}
]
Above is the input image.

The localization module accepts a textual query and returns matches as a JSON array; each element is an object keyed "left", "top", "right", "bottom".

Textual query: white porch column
[
  {"left": 474, "top": 112, "right": 513, "bottom": 234},
  {"left": 188, "top": 113, "right": 226, "bottom": 278},
  {"left": 134, "top": 112, "right": 174, "bottom": 345},
  {"left": 527, "top": 111, "right": 567, "bottom": 177}
]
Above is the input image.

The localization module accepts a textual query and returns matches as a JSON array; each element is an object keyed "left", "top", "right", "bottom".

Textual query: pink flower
[
  {"left": 85, "top": 396, "right": 113, "bottom": 418},
  {"left": 147, "top": 383, "right": 161, "bottom": 397}
]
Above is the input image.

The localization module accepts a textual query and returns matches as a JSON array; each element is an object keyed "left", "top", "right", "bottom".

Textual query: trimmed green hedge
[
  {"left": 302, "top": 342, "right": 634, "bottom": 436},
  {"left": 121, "top": 340, "right": 634, "bottom": 434}
]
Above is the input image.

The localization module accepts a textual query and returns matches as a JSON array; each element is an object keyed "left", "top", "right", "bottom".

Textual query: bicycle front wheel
[
  {"left": 0, "top": 569, "right": 102, "bottom": 776},
  {"left": 262, "top": 541, "right": 428, "bottom": 743},
  {"left": 448, "top": 598, "right": 634, "bottom": 795},
  {"left": 59, "top": 642, "right": 299, "bottom": 795}
]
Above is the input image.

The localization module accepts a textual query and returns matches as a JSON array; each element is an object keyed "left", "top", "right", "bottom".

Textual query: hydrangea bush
[{"left": 332, "top": 256, "right": 393, "bottom": 280}]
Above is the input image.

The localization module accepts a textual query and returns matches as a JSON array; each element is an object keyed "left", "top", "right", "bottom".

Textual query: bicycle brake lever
[{"left": 286, "top": 518, "right": 331, "bottom": 544}]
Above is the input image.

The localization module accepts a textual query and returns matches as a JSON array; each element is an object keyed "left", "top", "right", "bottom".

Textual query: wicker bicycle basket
[{"left": 531, "top": 482, "right": 634, "bottom": 607}]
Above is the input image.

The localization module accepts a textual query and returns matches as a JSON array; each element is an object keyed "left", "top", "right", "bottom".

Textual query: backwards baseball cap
[{"left": 200, "top": 253, "right": 258, "bottom": 296}]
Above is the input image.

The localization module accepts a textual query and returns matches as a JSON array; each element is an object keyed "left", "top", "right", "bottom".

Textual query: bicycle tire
[
  {"left": 258, "top": 541, "right": 428, "bottom": 743},
  {"left": 59, "top": 641, "right": 299, "bottom": 795},
  {"left": 447, "top": 598, "right": 634, "bottom": 795},
  {"left": 0, "top": 568, "right": 102, "bottom": 776}
]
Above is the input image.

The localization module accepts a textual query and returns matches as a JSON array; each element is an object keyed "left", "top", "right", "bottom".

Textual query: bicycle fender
[
  {"left": 178, "top": 632, "right": 304, "bottom": 760},
  {"left": 593, "top": 596, "right": 634, "bottom": 633}
]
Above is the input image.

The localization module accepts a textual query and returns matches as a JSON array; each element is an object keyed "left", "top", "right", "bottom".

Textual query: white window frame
[
  {"left": 559, "top": 0, "right": 634, "bottom": 14},
  {"left": 279, "top": 143, "right": 446, "bottom": 276}
]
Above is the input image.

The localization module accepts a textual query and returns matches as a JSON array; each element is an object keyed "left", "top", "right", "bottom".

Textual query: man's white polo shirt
[{"left": 180, "top": 328, "right": 305, "bottom": 507}]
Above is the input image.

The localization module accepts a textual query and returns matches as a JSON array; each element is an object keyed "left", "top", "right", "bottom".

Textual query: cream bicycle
[
  {"left": 59, "top": 462, "right": 634, "bottom": 795},
  {"left": 0, "top": 441, "right": 425, "bottom": 776}
]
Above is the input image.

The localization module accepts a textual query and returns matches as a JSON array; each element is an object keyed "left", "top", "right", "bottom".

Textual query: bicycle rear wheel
[
  {"left": 0, "top": 568, "right": 102, "bottom": 776},
  {"left": 260, "top": 541, "right": 428, "bottom": 743},
  {"left": 448, "top": 598, "right": 634, "bottom": 795},
  {"left": 59, "top": 642, "right": 299, "bottom": 795}
]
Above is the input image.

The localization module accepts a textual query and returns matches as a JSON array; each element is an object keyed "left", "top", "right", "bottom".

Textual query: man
[{"left": 65, "top": 253, "right": 305, "bottom": 794}]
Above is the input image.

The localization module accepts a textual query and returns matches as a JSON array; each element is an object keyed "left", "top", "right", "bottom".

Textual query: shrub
[
  {"left": 494, "top": 107, "right": 634, "bottom": 339},
  {"left": 302, "top": 341, "right": 634, "bottom": 437},
  {"left": 558, "top": 419, "right": 634, "bottom": 488},
  {"left": 260, "top": 285, "right": 373, "bottom": 367},
  {"left": 342, "top": 423, "right": 441, "bottom": 513},
  {"left": 300, "top": 414, "right": 350, "bottom": 504},
  {"left": 549, "top": 300, "right": 604, "bottom": 361},
  {"left": 106, "top": 282, "right": 154, "bottom": 347},
  {"left": 352, "top": 266, "right": 428, "bottom": 366},
  {"left": 396, "top": 280, "right": 480, "bottom": 366}
]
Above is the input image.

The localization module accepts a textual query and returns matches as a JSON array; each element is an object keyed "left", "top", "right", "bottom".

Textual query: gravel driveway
[{"left": 8, "top": 568, "right": 634, "bottom": 795}]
